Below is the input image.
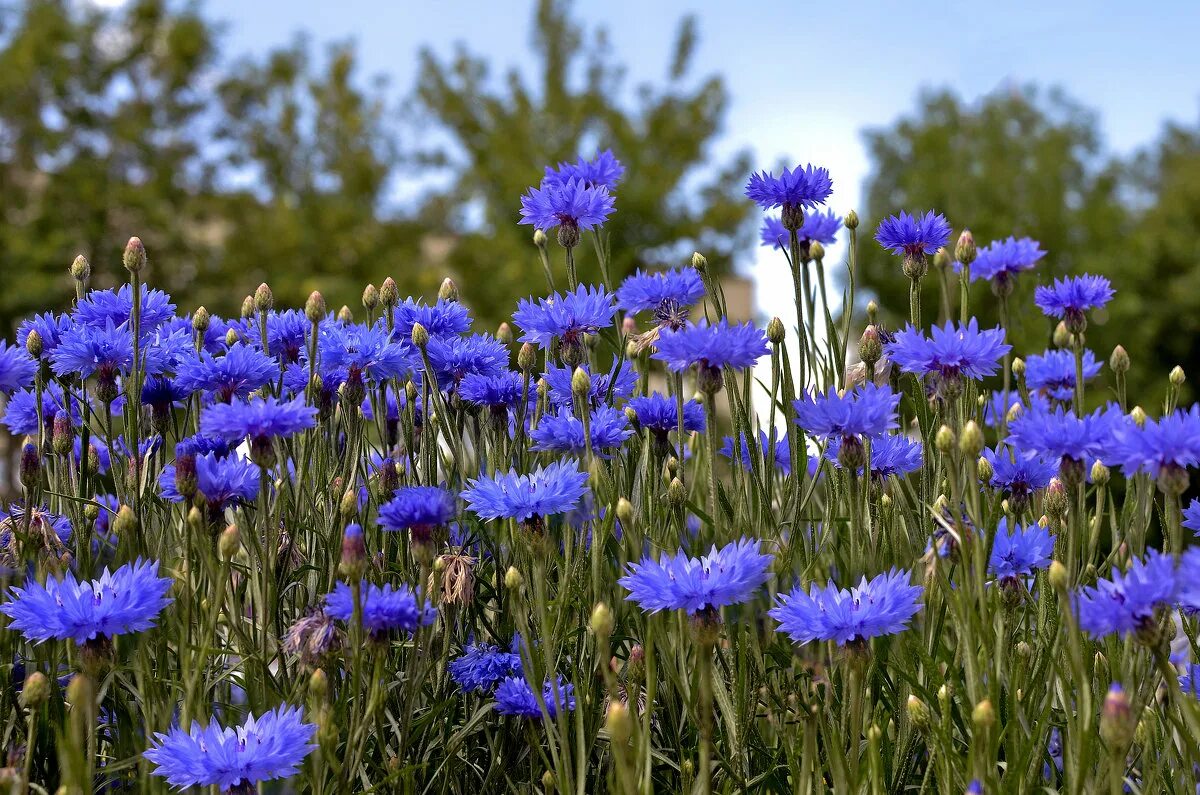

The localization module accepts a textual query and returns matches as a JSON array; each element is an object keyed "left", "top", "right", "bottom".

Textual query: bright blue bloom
[
  {"left": 159, "top": 452, "right": 259, "bottom": 508},
  {"left": 176, "top": 433, "right": 234, "bottom": 458},
  {"left": 112, "top": 433, "right": 163, "bottom": 460},
  {"left": 983, "top": 447, "right": 1058, "bottom": 501},
  {"left": 0, "top": 342, "right": 35, "bottom": 394},
  {"left": 461, "top": 460, "right": 590, "bottom": 522},
  {"left": 392, "top": 298, "right": 472, "bottom": 342},
  {"left": 144, "top": 705, "right": 315, "bottom": 790},
  {"left": 530, "top": 406, "right": 632, "bottom": 456},
  {"left": 513, "top": 284, "right": 614, "bottom": 348},
  {"left": 652, "top": 319, "right": 769, "bottom": 373},
  {"left": 982, "top": 389, "right": 1050, "bottom": 428},
  {"left": 176, "top": 343, "right": 277, "bottom": 402},
  {"left": 49, "top": 321, "right": 134, "bottom": 379},
  {"left": 989, "top": 518, "right": 1055, "bottom": 580},
  {"left": 1074, "top": 550, "right": 1178, "bottom": 638},
  {"left": 201, "top": 395, "right": 317, "bottom": 443},
  {"left": 966, "top": 781, "right": 983, "bottom": 795},
  {"left": 425, "top": 334, "right": 508, "bottom": 389},
  {"left": 763, "top": 209, "right": 842, "bottom": 250},
  {"left": 0, "top": 559, "right": 172, "bottom": 644},
  {"left": 720, "top": 430, "right": 795, "bottom": 475},
  {"left": 324, "top": 581, "right": 436, "bottom": 635},
  {"left": 874, "top": 211, "right": 952, "bottom": 257},
  {"left": 965, "top": 236, "right": 1046, "bottom": 285},
  {"left": 1106, "top": 405, "right": 1200, "bottom": 479},
  {"left": 321, "top": 322, "right": 414, "bottom": 383},
  {"left": 629, "top": 393, "right": 705, "bottom": 435},
  {"left": 459, "top": 370, "right": 529, "bottom": 409},
  {"left": 543, "top": 149, "right": 624, "bottom": 190},
  {"left": 17, "top": 312, "right": 72, "bottom": 360},
  {"left": 1184, "top": 499, "right": 1200, "bottom": 535},
  {"left": 794, "top": 383, "right": 900, "bottom": 442},
  {"left": 1181, "top": 664, "right": 1200, "bottom": 697},
  {"left": 1, "top": 383, "right": 78, "bottom": 436},
  {"left": 760, "top": 216, "right": 789, "bottom": 249},
  {"left": 519, "top": 177, "right": 615, "bottom": 232},
  {"left": 771, "top": 569, "right": 923, "bottom": 645},
  {"left": 378, "top": 486, "right": 456, "bottom": 533},
  {"left": 141, "top": 375, "right": 190, "bottom": 411},
  {"left": 745, "top": 164, "right": 833, "bottom": 210},
  {"left": 885, "top": 319, "right": 1010, "bottom": 381},
  {"left": 542, "top": 360, "right": 637, "bottom": 408},
  {"left": 257, "top": 309, "right": 310, "bottom": 363},
  {"left": 1024, "top": 349, "right": 1101, "bottom": 401},
  {"left": 826, "top": 434, "right": 923, "bottom": 478},
  {"left": 494, "top": 676, "right": 576, "bottom": 719},
  {"left": 449, "top": 639, "right": 522, "bottom": 693},
  {"left": 616, "top": 268, "right": 705, "bottom": 315},
  {"left": 1034, "top": 274, "right": 1114, "bottom": 322},
  {"left": 74, "top": 284, "right": 176, "bottom": 331},
  {"left": 619, "top": 538, "right": 773, "bottom": 614},
  {"left": 1007, "top": 405, "right": 1118, "bottom": 466}
]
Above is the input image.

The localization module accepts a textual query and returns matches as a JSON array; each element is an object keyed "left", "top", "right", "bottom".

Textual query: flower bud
[
  {"left": 225, "top": 328, "right": 240, "bottom": 348},
  {"left": 496, "top": 322, "right": 513, "bottom": 345},
  {"left": 339, "top": 524, "right": 366, "bottom": 579},
  {"left": 866, "top": 300, "right": 878, "bottom": 325},
  {"left": 667, "top": 477, "right": 686, "bottom": 507},
  {"left": 1011, "top": 357, "right": 1025, "bottom": 378},
  {"left": 379, "top": 277, "right": 399, "bottom": 309},
  {"left": 1100, "top": 683, "right": 1134, "bottom": 749},
  {"left": 1091, "top": 460, "right": 1110, "bottom": 486},
  {"left": 17, "top": 443, "right": 39, "bottom": 492},
  {"left": 518, "top": 343, "right": 537, "bottom": 372},
  {"left": 1110, "top": 345, "right": 1130, "bottom": 374},
  {"left": 240, "top": 295, "right": 255, "bottom": 319},
  {"left": 845, "top": 210, "right": 860, "bottom": 230},
  {"left": 123, "top": 236, "right": 146, "bottom": 273},
  {"left": 533, "top": 228, "right": 547, "bottom": 248},
  {"left": 25, "top": 329, "right": 42, "bottom": 359},
  {"left": 809, "top": 241, "right": 826, "bottom": 262},
  {"left": 932, "top": 247, "right": 950, "bottom": 272},
  {"left": 606, "top": 701, "right": 632, "bottom": 744},
  {"left": 907, "top": 694, "right": 932, "bottom": 730},
  {"left": 691, "top": 252, "right": 707, "bottom": 274},
  {"left": 959, "top": 421, "right": 983, "bottom": 458},
  {"left": 1052, "top": 322, "right": 1071, "bottom": 349},
  {"left": 52, "top": 411, "right": 72, "bottom": 456},
  {"left": 217, "top": 524, "right": 241, "bottom": 561},
  {"left": 571, "top": 367, "right": 591, "bottom": 398},
  {"left": 1045, "top": 478, "right": 1068, "bottom": 518},
  {"left": 1130, "top": 406, "right": 1146, "bottom": 428},
  {"left": 590, "top": 602, "right": 614, "bottom": 639},
  {"left": 188, "top": 307, "right": 210, "bottom": 337},
  {"left": 304, "top": 291, "right": 326, "bottom": 324},
  {"left": 1048, "top": 560, "right": 1068, "bottom": 591},
  {"left": 616, "top": 498, "right": 634, "bottom": 527},
  {"left": 955, "top": 229, "right": 977, "bottom": 266},
  {"left": 937, "top": 683, "right": 952, "bottom": 709},
  {"left": 767, "top": 317, "right": 785, "bottom": 344},
  {"left": 309, "top": 668, "right": 329, "bottom": 703},
  {"left": 1005, "top": 402, "right": 1023, "bottom": 425},
  {"left": 112, "top": 505, "right": 137, "bottom": 537},
  {"left": 504, "top": 566, "right": 524, "bottom": 590},
  {"left": 70, "top": 254, "right": 91, "bottom": 282},
  {"left": 621, "top": 314, "right": 637, "bottom": 336},
  {"left": 935, "top": 425, "right": 955, "bottom": 455},
  {"left": 859, "top": 325, "right": 882, "bottom": 366},
  {"left": 361, "top": 284, "right": 379, "bottom": 311},
  {"left": 1170, "top": 366, "right": 1186, "bottom": 387},
  {"left": 542, "top": 771, "right": 557, "bottom": 793},
  {"left": 337, "top": 305, "right": 353, "bottom": 324},
  {"left": 972, "top": 699, "right": 995, "bottom": 729},
  {"left": 439, "top": 278, "right": 459, "bottom": 302},
  {"left": 20, "top": 671, "right": 49, "bottom": 708},
  {"left": 411, "top": 322, "right": 429, "bottom": 349},
  {"left": 254, "top": 283, "right": 274, "bottom": 312}
]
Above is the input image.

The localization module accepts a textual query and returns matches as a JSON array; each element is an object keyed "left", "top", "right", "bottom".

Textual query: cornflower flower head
[
  {"left": 759, "top": 216, "right": 789, "bottom": 249},
  {"left": 461, "top": 460, "right": 590, "bottom": 524},
  {"left": 378, "top": 486, "right": 456, "bottom": 542},
  {"left": 720, "top": 430, "right": 795, "bottom": 475},
  {"left": 982, "top": 389, "right": 1050, "bottom": 428},
  {"left": 761, "top": 210, "right": 841, "bottom": 257},
  {"left": 825, "top": 433, "right": 923, "bottom": 479},
  {"left": 1106, "top": 405, "right": 1200, "bottom": 491},
  {"left": 885, "top": 319, "right": 1010, "bottom": 394},
  {"left": 17, "top": 311, "right": 72, "bottom": 360},
  {"left": 1180, "top": 664, "right": 1200, "bottom": 697},
  {"left": 200, "top": 396, "right": 317, "bottom": 466},
  {"left": 1073, "top": 550, "right": 1178, "bottom": 641},
  {"left": 0, "top": 559, "right": 172, "bottom": 645},
  {"left": 513, "top": 284, "right": 614, "bottom": 355},
  {"left": 1007, "top": 405, "right": 1119, "bottom": 483},
  {"left": 518, "top": 177, "right": 615, "bottom": 244},
  {"left": 0, "top": 342, "right": 35, "bottom": 394},
  {"left": 392, "top": 298, "right": 472, "bottom": 342},
  {"left": 74, "top": 284, "right": 176, "bottom": 331},
  {"left": 494, "top": 676, "right": 576, "bottom": 720},
  {"left": 770, "top": 569, "right": 923, "bottom": 647},
  {"left": 615, "top": 268, "right": 705, "bottom": 330},
  {"left": 543, "top": 148, "right": 625, "bottom": 190},
  {"left": 530, "top": 405, "right": 632, "bottom": 457},
  {"left": 652, "top": 319, "right": 769, "bottom": 392},
  {"left": 874, "top": 211, "right": 952, "bottom": 276},
  {"left": 988, "top": 518, "right": 1055, "bottom": 581},
  {"left": 425, "top": 334, "right": 508, "bottom": 390},
  {"left": 745, "top": 164, "right": 834, "bottom": 229},
  {"left": 324, "top": 581, "right": 436, "bottom": 637},
  {"left": 159, "top": 452, "right": 259, "bottom": 510},
  {"left": 964, "top": 236, "right": 1046, "bottom": 294},
  {"left": 320, "top": 321, "right": 415, "bottom": 384},
  {"left": 261, "top": 309, "right": 310, "bottom": 363},
  {"left": 49, "top": 321, "right": 134, "bottom": 381},
  {"left": 1024, "top": 348, "right": 1102, "bottom": 401},
  {"left": 542, "top": 360, "right": 637, "bottom": 408},
  {"left": 1034, "top": 274, "right": 1114, "bottom": 333},
  {"left": 449, "top": 638, "right": 523, "bottom": 693},
  {"left": 794, "top": 383, "right": 900, "bottom": 468},
  {"left": 982, "top": 446, "right": 1058, "bottom": 512},
  {"left": 144, "top": 705, "right": 316, "bottom": 792},
  {"left": 459, "top": 370, "right": 530, "bottom": 411},
  {"left": 175, "top": 343, "right": 277, "bottom": 403},
  {"left": 619, "top": 538, "right": 773, "bottom": 615},
  {"left": 1, "top": 382, "right": 79, "bottom": 436},
  {"left": 629, "top": 393, "right": 705, "bottom": 437},
  {"left": 1183, "top": 498, "right": 1200, "bottom": 536},
  {"left": 141, "top": 375, "right": 190, "bottom": 413}
]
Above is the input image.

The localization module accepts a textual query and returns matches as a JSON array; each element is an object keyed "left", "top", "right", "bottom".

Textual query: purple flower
[
  {"left": 17, "top": 312, "right": 72, "bottom": 360},
  {"left": 543, "top": 149, "right": 624, "bottom": 190},
  {"left": 989, "top": 518, "right": 1054, "bottom": 580},
  {"left": 378, "top": 486, "right": 456, "bottom": 534},
  {"left": 518, "top": 177, "right": 614, "bottom": 233},
  {"left": 449, "top": 639, "right": 523, "bottom": 693},
  {"left": 745, "top": 164, "right": 833, "bottom": 211},
  {"left": 1, "top": 383, "right": 79, "bottom": 436},
  {"left": 0, "top": 342, "right": 36, "bottom": 394},
  {"left": 1183, "top": 499, "right": 1200, "bottom": 536},
  {"left": 530, "top": 406, "right": 632, "bottom": 457},
  {"left": 762, "top": 210, "right": 841, "bottom": 251},
  {"left": 982, "top": 389, "right": 1050, "bottom": 428},
  {"left": 494, "top": 677, "right": 576, "bottom": 719},
  {"left": 619, "top": 538, "right": 773, "bottom": 614},
  {"left": 1106, "top": 406, "right": 1200, "bottom": 480},
  {"left": 459, "top": 370, "right": 530, "bottom": 409},
  {"left": 1006, "top": 405, "right": 1119, "bottom": 470},
  {"left": 720, "top": 430, "right": 796, "bottom": 475},
  {"left": 652, "top": 319, "right": 769, "bottom": 373},
  {"left": 771, "top": 569, "right": 923, "bottom": 645},
  {"left": 513, "top": 284, "right": 614, "bottom": 349},
  {"left": 176, "top": 343, "right": 277, "bottom": 402},
  {"left": 616, "top": 268, "right": 705, "bottom": 322},
  {"left": 49, "top": 321, "right": 134, "bottom": 379},
  {"left": 794, "top": 383, "right": 900, "bottom": 443},
  {"left": 1180, "top": 664, "right": 1200, "bottom": 697},
  {"left": 74, "top": 284, "right": 176, "bottom": 331},
  {"left": 826, "top": 433, "right": 923, "bottom": 478},
  {"left": 461, "top": 460, "right": 589, "bottom": 523},
  {"left": 1024, "top": 349, "right": 1101, "bottom": 401},
  {"left": 542, "top": 360, "right": 637, "bottom": 408},
  {"left": 1034, "top": 274, "right": 1114, "bottom": 329},
  {"left": 874, "top": 211, "right": 952, "bottom": 258},
  {"left": 1074, "top": 550, "right": 1178, "bottom": 639},
  {"left": 629, "top": 393, "right": 705, "bottom": 435},
  {"left": 425, "top": 334, "right": 509, "bottom": 389},
  {"left": 158, "top": 452, "right": 259, "bottom": 509},
  {"left": 759, "top": 216, "right": 789, "bottom": 249},
  {"left": 964, "top": 236, "right": 1045, "bottom": 287},
  {"left": 983, "top": 446, "right": 1057, "bottom": 506},
  {"left": 200, "top": 395, "right": 317, "bottom": 444},
  {"left": 392, "top": 298, "right": 472, "bottom": 342},
  {"left": 323, "top": 581, "right": 436, "bottom": 636},
  {"left": 320, "top": 322, "right": 415, "bottom": 383},
  {"left": 886, "top": 319, "right": 1010, "bottom": 382}
]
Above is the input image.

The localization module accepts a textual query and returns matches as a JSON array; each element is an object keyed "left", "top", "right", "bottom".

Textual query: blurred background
[{"left": 2, "top": 0, "right": 1199, "bottom": 410}]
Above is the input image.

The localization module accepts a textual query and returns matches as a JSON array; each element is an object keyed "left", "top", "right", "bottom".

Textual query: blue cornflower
[
  {"left": 425, "top": 334, "right": 508, "bottom": 390},
  {"left": 1106, "top": 406, "right": 1200, "bottom": 481},
  {"left": 242, "top": 309, "right": 311, "bottom": 363},
  {"left": 530, "top": 406, "right": 632, "bottom": 457},
  {"left": 144, "top": 705, "right": 315, "bottom": 791},
  {"left": 982, "top": 389, "right": 1050, "bottom": 428},
  {"left": 1, "top": 383, "right": 78, "bottom": 436},
  {"left": 794, "top": 383, "right": 900, "bottom": 452},
  {"left": 176, "top": 343, "right": 277, "bottom": 402},
  {"left": 1024, "top": 349, "right": 1101, "bottom": 401},
  {"left": 378, "top": 486, "right": 456, "bottom": 536},
  {"left": 1183, "top": 499, "right": 1200, "bottom": 535},
  {"left": 885, "top": 319, "right": 1010, "bottom": 383},
  {"left": 988, "top": 518, "right": 1055, "bottom": 581},
  {"left": 543, "top": 148, "right": 624, "bottom": 190},
  {"left": 18, "top": 312, "right": 72, "bottom": 360},
  {"left": 763, "top": 210, "right": 842, "bottom": 253},
  {"left": 629, "top": 393, "right": 705, "bottom": 436},
  {"left": 542, "top": 360, "right": 637, "bottom": 408},
  {"left": 519, "top": 177, "right": 614, "bottom": 234},
  {"left": 321, "top": 322, "right": 414, "bottom": 383},
  {"left": 651, "top": 319, "right": 769, "bottom": 379},
  {"left": 615, "top": 268, "right": 705, "bottom": 326},
  {"left": 141, "top": 375, "right": 190, "bottom": 413},
  {"left": 159, "top": 452, "right": 259, "bottom": 509},
  {"left": 965, "top": 235, "right": 1045, "bottom": 287},
  {"left": 49, "top": 321, "right": 134, "bottom": 379},
  {"left": 619, "top": 538, "right": 773, "bottom": 614},
  {"left": 392, "top": 298, "right": 472, "bottom": 342},
  {"left": 982, "top": 447, "right": 1058, "bottom": 507},
  {"left": 720, "top": 430, "right": 796, "bottom": 475},
  {"left": 459, "top": 370, "right": 530, "bottom": 410},
  {"left": 745, "top": 164, "right": 833, "bottom": 212},
  {"left": 200, "top": 395, "right": 317, "bottom": 446},
  {"left": 323, "top": 581, "right": 436, "bottom": 636},
  {"left": 874, "top": 211, "right": 952, "bottom": 258},
  {"left": 462, "top": 460, "right": 590, "bottom": 523},
  {"left": 74, "top": 284, "right": 176, "bottom": 331},
  {"left": 1181, "top": 664, "right": 1200, "bottom": 697},
  {"left": 0, "top": 343, "right": 35, "bottom": 394},
  {"left": 494, "top": 676, "right": 576, "bottom": 719},
  {"left": 771, "top": 569, "right": 923, "bottom": 646},
  {"left": 449, "top": 639, "right": 523, "bottom": 693},
  {"left": 760, "top": 216, "right": 789, "bottom": 249},
  {"left": 826, "top": 433, "right": 923, "bottom": 478},
  {"left": 513, "top": 284, "right": 614, "bottom": 349},
  {"left": 1007, "top": 405, "right": 1118, "bottom": 471},
  {"left": 142, "top": 325, "right": 195, "bottom": 377},
  {"left": 1034, "top": 274, "right": 1114, "bottom": 330},
  {"left": 1074, "top": 550, "right": 1178, "bottom": 639},
  {"left": 0, "top": 559, "right": 172, "bottom": 645}
]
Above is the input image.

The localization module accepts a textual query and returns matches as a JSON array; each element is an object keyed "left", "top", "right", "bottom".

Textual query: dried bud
[
  {"left": 504, "top": 566, "right": 524, "bottom": 590},
  {"left": 254, "top": 283, "right": 274, "bottom": 313},
  {"left": 590, "top": 602, "right": 614, "bottom": 639},
  {"left": 959, "top": 421, "right": 983, "bottom": 458},
  {"left": 955, "top": 229, "right": 977, "bottom": 266},
  {"left": 1110, "top": 345, "right": 1130, "bottom": 374},
  {"left": 1170, "top": 365, "right": 1186, "bottom": 387},
  {"left": 518, "top": 343, "right": 537, "bottom": 372},
  {"left": 691, "top": 252, "right": 708, "bottom": 274},
  {"left": 571, "top": 367, "right": 591, "bottom": 398},
  {"left": 496, "top": 322, "right": 513, "bottom": 345},
  {"left": 219, "top": 524, "right": 241, "bottom": 561},
  {"left": 25, "top": 329, "right": 42, "bottom": 359},
  {"left": 859, "top": 325, "right": 882, "bottom": 366},
  {"left": 411, "top": 322, "right": 430, "bottom": 349},
  {"left": 844, "top": 210, "right": 860, "bottom": 230},
  {"left": 70, "top": 254, "right": 91, "bottom": 282},
  {"left": 379, "top": 277, "right": 399, "bottom": 308},
  {"left": 20, "top": 671, "right": 49, "bottom": 708},
  {"left": 606, "top": 701, "right": 633, "bottom": 745},
  {"left": 767, "top": 317, "right": 785, "bottom": 344},
  {"left": 112, "top": 505, "right": 137, "bottom": 537},
  {"left": 935, "top": 425, "right": 955, "bottom": 455},
  {"left": 122, "top": 236, "right": 146, "bottom": 273},
  {"left": 439, "top": 278, "right": 459, "bottom": 302},
  {"left": 361, "top": 284, "right": 379, "bottom": 311}
]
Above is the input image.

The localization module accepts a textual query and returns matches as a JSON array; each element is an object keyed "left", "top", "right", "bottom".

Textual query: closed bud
[
  {"left": 20, "top": 671, "right": 49, "bottom": 708},
  {"left": 496, "top": 322, "right": 513, "bottom": 345},
  {"left": 337, "top": 305, "right": 353, "bottom": 324},
  {"left": 1011, "top": 357, "right": 1025, "bottom": 378},
  {"left": 767, "top": 316, "right": 785, "bottom": 344},
  {"left": 1130, "top": 406, "right": 1146, "bottom": 427},
  {"left": 542, "top": 771, "right": 556, "bottom": 794},
  {"left": 52, "top": 412, "right": 72, "bottom": 456},
  {"left": 859, "top": 325, "right": 882, "bottom": 366},
  {"left": 866, "top": 300, "right": 878, "bottom": 325},
  {"left": 1048, "top": 560, "right": 1068, "bottom": 591},
  {"left": 305, "top": 291, "right": 326, "bottom": 323},
  {"left": 240, "top": 296, "right": 255, "bottom": 319},
  {"left": 225, "top": 328, "right": 240, "bottom": 347},
  {"left": 907, "top": 694, "right": 932, "bottom": 730},
  {"left": 955, "top": 229, "right": 977, "bottom": 266},
  {"left": 218, "top": 524, "right": 240, "bottom": 561},
  {"left": 1100, "top": 683, "right": 1134, "bottom": 749},
  {"left": 933, "top": 247, "right": 950, "bottom": 272},
  {"left": 190, "top": 307, "right": 211, "bottom": 335},
  {"left": 504, "top": 566, "right": 524, "bottom": 590},
  {"left": 845, "top": 210, "right": 860, "bottom": 230},
  {"left": 606, "top": 701, "right": 632, "bottom": 744},
  {"left": 935, "top": 425, "right": 955, "bottom": 455},
  {"left": 25, "top": 329, "right": 42, "bottom": 359},
  {"left": 411, "top": 322, "right": 430, "bottom": 349},
  {"left": 880, "top": 493, "right": 892, "bottom": 510},
  {"left": 1091, "top": 460, "right": 1110, "bottom": 486},
  {"left": 809, "top": 241, "right": 826, "bottom": 262},
  {"left": 972, "top": 699, "right": 995, "bottom": 729},
  {"left": 590, "top": 602, "right": 614, "bottom": 639},
  {"left": 691, "top": 252, "right": 707, "bottom": 274},
  {"left": 339, "top": 489, "right": 358, "bottom": 521},
  {"left": 308, "top": 668, "right": 329, "bottom": 702},
  {"left": 1110, "top": 345, "right": 1130, "bottom": 374},
  {"left": 122, "top": 236, "right": 146, "bottom": 273},
  {"left": 379, "top": 277, "right": 399, "bottom": 308},
  {"left": 1006, "top": 403, "right": 1023, "bottom": 425},
  {"left": 518, "top": 343, "right": 537, "bottom": 372},
  {"left": 533, "top": 228, "right": 548, "bottom": 248},
  {"left": 571, "top": 367, "right": 591, "bottom": 398},
  {"left": 254, "top": 283, "right": 274, "bottom": 312},
  {"left": 339, "top": 524, "right": 366, "bottom": 579},
  {"left": 621, "top": 314, "right": 637, "bottom": 336},
  {"left": 959, "top": 421, "right": 983, "bottom": 458},
  {"left": 112, "top": 505, "right": 137, "bottom": 537},
  {"left": 361, "top": 284, "right": 379, "bottom": 311},
  {"left": 70, "top": 254, "right": 91, "bottom": 282},
  {"left": 624, "top": 406, "right": 638, "bottom": 426},
  {"left": 19, "top": 443, "right": 40, "bottom": 490},
  {"left": 66, "top": 673, "right": 91, "bottom": 708},
  {"left": 1170, "top": 365, "right": 1186, "bottom": 386},
  {"left": 438, "top": 277, "right": 459, "bottom": 302},
  {"left": 187, "top": 506, "right": 204, "bottom": 536},
  {"left": 1016, "top": 641, "right": 1032, "bottom": 660},
  {"left": 1052, "top": 322, "right": 1071, "bottom": 349},
  {"left": 616, "top": 498, "right": 634, "bottom": 526},
  {"left": 937, "top": 684, "right": 952, "bottom": 708},
  {"left": 1045, "top": 478, "right": 1068, "bottom": 518},
  {"left": 667, "top": 477, "right": 686, "bottom": 507}
]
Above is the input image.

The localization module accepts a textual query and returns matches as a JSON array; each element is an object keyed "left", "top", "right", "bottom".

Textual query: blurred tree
[{"left": 409, "top": 0, "right": 754, "bottom": 330}]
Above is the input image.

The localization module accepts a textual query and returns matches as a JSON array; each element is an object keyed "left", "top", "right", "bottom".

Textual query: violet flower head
[
  {"left": 885, "top": 319, "right": 1010, "bottom": 384},
  {"left": 616, "top": 268, "right": 705, "bottom": 329},
  {"left": 1073, "top": 550, "right": 1178, "bottom": 640},
  {"left": 771, "top": 569, "right": 923, "bottom": 646},
  {"left": 651, "top": 319, "right": 769, "bottom": 381},
  {"left": 1034, "top": 274, "right": 1114, "bottom": 331},
  {"left": 461, "top": 460, "right": 590, "bottom": 523},
  {"left": 965, "top": 236, "right": 1046, "bottom": 291},
  {"left": 988, "top": 518, "right": 1055, "bottom": 581},
  {"left": 744, "top": 164, "right": 833, "bottom": 213},
  {"left": 494, "top": 676, "right": 576, "bottom": 720},
  {"left": 518, "top": 177, "right": 615, "bottom": 237},
  {"left": 543, "top": 149, "right": 625, "bottom": 190},
  {"left": 323, "top": 581, "right": 436, "bottom": 636},
  {"left": 619, "top": 538, "right": 773, "bottom": 614},
  {"left": 874, "top": 211, "right": 952, "bottom": 259},
  {"left": 0, "top": 342, "right": 36, "bottom": 395},
  {"left": 1025, "top": 349, "right": 1101, "bottom": 401},
  {"left": 513, "top": 284, "right": 614, "bottom": 350}
]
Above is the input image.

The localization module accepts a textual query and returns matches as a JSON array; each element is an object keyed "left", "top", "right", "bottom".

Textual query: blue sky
[{"left": 198, "top": 0, "right": 1200, "bottom": 325}]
